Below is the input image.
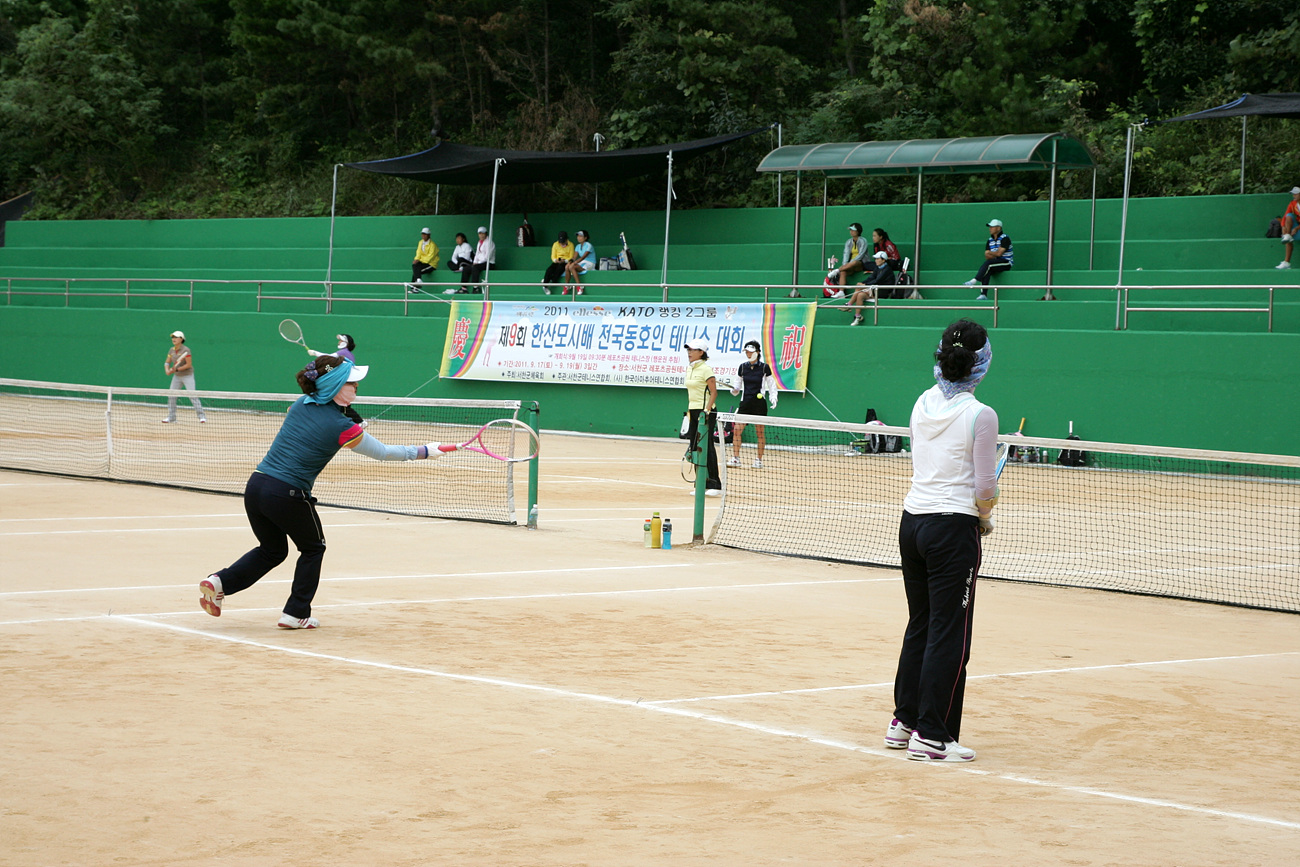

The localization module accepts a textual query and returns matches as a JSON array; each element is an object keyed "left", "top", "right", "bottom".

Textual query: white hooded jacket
[{"left": 903, "top": 385, "right": 999, "bottom": 516}]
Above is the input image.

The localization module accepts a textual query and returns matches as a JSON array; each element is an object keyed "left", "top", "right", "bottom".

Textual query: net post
[{"left": 526, "top": 403, "right": 540, "bottom": 528}]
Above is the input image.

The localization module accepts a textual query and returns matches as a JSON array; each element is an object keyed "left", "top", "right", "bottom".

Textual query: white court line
[
  {"left": 646, "top": 651, "right": 1300, "bottom": 704},
  {"left": 0, "top": 562, "right": 705, "bottom": 598},
  {"left": 0, "top": 507, "right": 366, "bottom": 524},
  {"left": 106, "top": 614, "right": 1300, "bottom": 832},
  {"left": 0, "top": 520, "right": 438, "bottom": 537}
]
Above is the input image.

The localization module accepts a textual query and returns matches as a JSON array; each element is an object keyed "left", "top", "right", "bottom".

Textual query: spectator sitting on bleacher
[
  {"left": 826, "top": 222, "right": 872, "bottom": 288},
  {"left": 965, "top": 219, "right": 1013, "bottom": 300},
  {"left": 446, "top": 226, "right": 495, "bottom": 294},
  {"left": 447, "top": 232, "right": 473, "bottom": 274},
  {"left": 409, "top": 228, "right": 439, "bottom": 291},
  {"left": 873, "top": 228, "right": 902, "bottom": 273},
  {"left": 542, "top": 231, "right": 574, "bottom": 294},
  {"left": 563, "top": 229, "right": 595, "bottom": 296},
  {"left": 1276, "top": 186, "right": 1300, "bottom": 270},
  {"left": 847, "top": 251, "right": 898, "bottom": 325}
]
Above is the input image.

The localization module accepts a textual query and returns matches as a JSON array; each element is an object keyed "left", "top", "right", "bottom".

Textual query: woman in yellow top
[
  {"left": 410, "top": 227, "right": 440, "bottom": 287},
  {"left": 683, "top": 338, "right": 721, "bottom": 496},
  {"left": 543, "top": 231, "right": 576, "bottom": 294}
]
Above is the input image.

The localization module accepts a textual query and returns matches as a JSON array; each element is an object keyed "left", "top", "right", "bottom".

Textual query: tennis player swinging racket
[{"left": 198, "top": 356, "right": 450, "bottom": 630}]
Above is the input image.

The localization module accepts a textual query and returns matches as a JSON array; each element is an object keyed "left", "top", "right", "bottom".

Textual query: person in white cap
[
  {"left": 1276, "top": 187, "right": 1300, "bottom": 269},
  {"left": 449, "top": 226, "right": 496, "bottom": 294},
  {"left": 824, "top": 222, "right": 872, "bottom": 289},
  {"left": 964, "top": 219, "right": 1013, "bottom": 299},
  {"left": 162, "top": 330, "right": 206, "bottom": 424},
  {"left": 846, "top": 250, "right": 899, "bottom": 323},
  {"left": 198, "top": 355, "right": 450, "bottom": 629},
  {"left": 682, "top": 339, "right": 721, "bottom": 496},
  {"left": 408, "top": 227, "right": 440, "bottom": 290}
]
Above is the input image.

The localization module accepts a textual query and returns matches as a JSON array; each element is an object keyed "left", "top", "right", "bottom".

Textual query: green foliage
[{"left": 0, "top": 0, "right": 1297, "bottom": 217}]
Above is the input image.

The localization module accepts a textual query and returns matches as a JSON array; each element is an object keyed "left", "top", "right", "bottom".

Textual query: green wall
[{"left": 2, "top": 305, "right": 1295, "bottom": 456}]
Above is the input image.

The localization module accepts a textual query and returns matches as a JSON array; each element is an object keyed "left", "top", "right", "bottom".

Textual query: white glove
[
  {"left": 307, "top": 348, "right": 322, "bottom": 357},
  {"left": 978, "top": 515, "right": 995, "bottom": 536},
  {"left": 425, "top": 442, "right": 449, "bottom": 458},
  {"left": 729, "top": 384, "right": 741, "bottom": 396}
]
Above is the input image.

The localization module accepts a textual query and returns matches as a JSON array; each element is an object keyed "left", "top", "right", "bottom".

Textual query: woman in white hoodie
[{"left": 885, "top": 319, "right": 999, "bottom": 763}]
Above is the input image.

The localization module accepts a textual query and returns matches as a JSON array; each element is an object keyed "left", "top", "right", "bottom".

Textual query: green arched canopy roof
[{"left": 756, "top": 133, "right": 1095, "bottom": 177}]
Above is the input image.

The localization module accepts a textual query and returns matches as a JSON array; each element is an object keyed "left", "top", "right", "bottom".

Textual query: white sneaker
[
  {"left": 1277, "top": 261, "right": 1292, "bottom": 270},
  {"left": 906, "top": 732, "right": 975, "bottom": 762},
  {"left": 964, "top": 279, "right": 979, "bottom": 287},
  {"left": 443, "top": 287, "right": 460, "bottom": 294},
  {"left": 199, "top": 575, "right": 223, "bottom": 617},
  {"left": 543, "top": 286, "right": 552, "bottom": 295},
  {"left": 726, "top": 456, "right": 740, "bottom": 467},
  {"left": 829, "top": 288, "right": 844, "bottom": 299},
  {"left": 976, "top": 293, "right": 988, "bottom": 301},
  {"left": 884, "top": 718, "right": 914, "bottom": 749},
  {"left": 1283, "top": 234, "right": 1293, "bottom": 243},
  {"left": 849, "top": 315, "right": 862, "bottom": 326},
  {"left": 704, "top": 488, "right": 721, "bottom": 498},
  {"left": 751, "top": 459, "right": 763, "bottom": 469},
  {"left": 161, "top": 419, "right": 173, "bottom": 424},
  {"left": 277, "top": 613, "right": 319, "bottom": 629}
]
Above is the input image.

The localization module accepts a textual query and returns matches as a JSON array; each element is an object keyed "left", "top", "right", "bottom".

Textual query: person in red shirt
[{"left": 1277, "top": 187, "right": 1300, "bottom": 270}]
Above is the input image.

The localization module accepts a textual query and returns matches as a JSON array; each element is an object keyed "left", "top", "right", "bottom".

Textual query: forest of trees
[{"left": 0, "top": 0, "right": 1297, "bottom": 220}]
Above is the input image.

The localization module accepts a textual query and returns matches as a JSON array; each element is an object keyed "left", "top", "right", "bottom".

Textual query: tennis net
[
  {"left": 711, "top": 413, "right": 1300, "bottom": 613},
  {"left": 0, "top": 378, "right": 536, "bottom": 524}
]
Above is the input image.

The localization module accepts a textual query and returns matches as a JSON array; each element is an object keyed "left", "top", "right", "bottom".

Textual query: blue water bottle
[{"left": 662, "top": 518, "right": 672, "bottom": 550}]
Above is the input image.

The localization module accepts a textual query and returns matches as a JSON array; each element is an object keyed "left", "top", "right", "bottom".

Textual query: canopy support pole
[
  {"left": 1089, "top": 169, "right": 1097, "bottom": 270},
  {"left": 486, "top": 158, "right": 505, "bottom": 284},
  {"left": 820, "top": 176, "right": 828, "bottom": 271},
  {"left": 1045, "top": 139, "right": 1058, "bottom": 297},
  {"left": 1240, "top": 117, "right": 1248, "bottom": 194},
  {"left": 662, "top": 151, "right": 675, "bottom": 293},
  {"left": 791, "top": 173, "right": 802, "bottom": 288},
  {"left": 912, "top": 170, "right": 924, "bottom": 285},
  {"left": 327, "top": 163, "right": 340, "bottom": 287},
  {"left": 1119, "top": 124, "right": 1136, "bottom": 290}
]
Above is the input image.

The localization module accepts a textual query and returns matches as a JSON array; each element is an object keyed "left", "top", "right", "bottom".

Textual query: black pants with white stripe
[
  {"left": 217, "top": 472, "right": 327, "bottom": 619},
  {"left": 893, "top": 510, "right": 981, "bottom": 743}
]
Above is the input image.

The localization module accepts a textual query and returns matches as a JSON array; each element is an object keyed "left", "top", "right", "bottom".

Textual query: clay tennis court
[{"left": 2, "top": 433, "right": 1298, "bottom": 866}]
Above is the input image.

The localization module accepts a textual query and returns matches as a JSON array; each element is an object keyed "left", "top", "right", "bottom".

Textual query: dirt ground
[{"left": 1, "top": 434, "right": 1297, "bottom": 866}]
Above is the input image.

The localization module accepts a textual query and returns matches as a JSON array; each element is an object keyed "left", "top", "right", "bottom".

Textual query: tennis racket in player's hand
[
  {"left": 278, "top": 319, "right": 313, "bottom": 354},
  {"left": 433, "top": 419, "right": 540, "bottom": 462},
  {"left": 977, "top": 442, "right": 1010, "bottom": 536}
]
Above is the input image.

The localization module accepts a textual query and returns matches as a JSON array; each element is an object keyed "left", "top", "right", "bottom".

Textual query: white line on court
[
  {"left": 645, "top": 651, "right": 1300, "bottom": 703},
  {"left": 0, "top": 562, "right": 705, "bottom": 598},
  {"left": 106, "top": 613, "right": 1300, "bottom": 833},
  {"left": 0, "top": 520, "right": 439, "bottom": 537}
]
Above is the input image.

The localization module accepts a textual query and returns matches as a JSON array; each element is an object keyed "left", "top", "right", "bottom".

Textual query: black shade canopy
[
  {"left": 344, "top": 127, "right": 772, "bottom": 186},
  {"left": 1158, "top": 93, "right": 1300, "bottom": 124}
]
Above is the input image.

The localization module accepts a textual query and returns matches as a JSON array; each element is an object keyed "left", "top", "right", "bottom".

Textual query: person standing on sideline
[
  {"left": 886, "top": 319, "right": 999, "bottom": 762},
  {"left": 162, "top": 330, "right": 206, "bottom": 424},
  {"left": 1276, "top": 187, "right": 1300, "bottom": 269},
  {"left": 964, "top": 219, "right": 1013, "bottom": 299},
  {"left": 409, "top": 227, "right": 440, "bottom": 290},
  {"left": 199, "top": 356, "right": 450, "bottom": 629},
  {"left": 726, "top": 340, "right": 777, "bottom": 469},
  {"left": 683, "top": 338, "right": 721, "bottom": 496},
  {"left": 449, "top": 226, "right": 495, "bottom": 293}
]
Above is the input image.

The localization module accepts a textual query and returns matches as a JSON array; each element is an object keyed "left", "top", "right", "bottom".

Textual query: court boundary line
[{"left": 108, "top": 613, "right": 1300, "bottom": 833}]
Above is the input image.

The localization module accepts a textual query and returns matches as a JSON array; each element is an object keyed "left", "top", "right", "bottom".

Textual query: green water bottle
[{"left": 644, "top": 517, "right": 652, "bottom": 547}]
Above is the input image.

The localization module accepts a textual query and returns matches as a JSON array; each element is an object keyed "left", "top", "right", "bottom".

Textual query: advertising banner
[{"left": 440, "top": 301, "right": 816, "bottom": 390}]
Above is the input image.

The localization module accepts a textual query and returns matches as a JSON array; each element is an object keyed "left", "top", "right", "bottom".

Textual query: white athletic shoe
[
  {"left": 726, "top": 456, "right": 741, "bottom": 467},
  {"left": 160, "top": 419, "right": 173, "bottom": 424},
  {"left": 976, "top": 293, "right": 988, "bottom": 301},
  {"left": 1277, "top": 261, "right": 1292, "bottom": 270},
  {"left": 752, "top": 459, "right": 763, "bottom": 469},
  {"left": 443, "top": 287, "right": 460, "bottom": 295},
  {"left": 884, "top": 718, "right": 914, "bottom": 749},
  {"left": 849, "top": 315, "right": 863, "bottom": 326},
  {"left": 906, "top": 732, "right": 975, "bottom": 762},
  {"left": 199, "top": 575, "right": 223, "bottom": 617},
  {"left": 704, "top": 489, "right": 721, "bottom": 498},
  {"left": 964, "top": 279, "right": 979, "bottom": 287},
  {"left": 277, "top": 613, "right": 319, "bottom": 629},
  {"left": 1283, "top": 234, "right": 1293, "bottom": 243}
]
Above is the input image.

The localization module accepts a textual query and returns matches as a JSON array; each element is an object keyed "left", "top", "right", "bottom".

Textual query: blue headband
[
  {"left": 304, "top": 359, "right": 354, "bottom": 404},
  {"left": 933, "top": 338, "right": 992, "bottom": 399}
]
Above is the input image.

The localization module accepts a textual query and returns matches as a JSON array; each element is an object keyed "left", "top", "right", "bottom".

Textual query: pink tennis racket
[{"left": 437, "top": 418, "right": 540, "bottom": 462}]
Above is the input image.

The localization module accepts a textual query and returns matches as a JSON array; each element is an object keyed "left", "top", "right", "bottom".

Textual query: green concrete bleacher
[{"left": 2, "top": 193, "right": 1298, "bottom": 331}]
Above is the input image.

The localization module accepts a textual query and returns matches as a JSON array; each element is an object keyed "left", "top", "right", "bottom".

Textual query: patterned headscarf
[
  {"left": 303, "top": 359, "right": 355, "bottom": 405},
  {"left": 933, "top": 337, "right": 992, "bottom": 399}
]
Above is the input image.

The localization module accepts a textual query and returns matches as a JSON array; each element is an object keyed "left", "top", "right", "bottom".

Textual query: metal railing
[{"left": 2, "top": 275, "right": 1291, "bottom": 331}]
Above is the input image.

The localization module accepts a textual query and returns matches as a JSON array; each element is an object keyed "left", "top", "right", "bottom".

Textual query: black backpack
[
  {"left": 1057, "top": 423, "right": 1087, "bottom": 467},
  {"left": 1267, "top": 217, "right": 1283, "bottom": 239},
  {"left": 518, "top": 214, "right": 536, "bottom": 247},
  {"left": 864, "top": 408, "right": 902, "bottom": 453}
]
